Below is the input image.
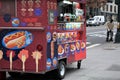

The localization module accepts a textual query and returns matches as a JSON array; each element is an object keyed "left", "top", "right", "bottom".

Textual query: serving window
[
  {"left": 57, "top": 0, "right": 85, "bottom": 22},
  {"left": 57, "top": 0, "right": 85, "bottom": 31}
]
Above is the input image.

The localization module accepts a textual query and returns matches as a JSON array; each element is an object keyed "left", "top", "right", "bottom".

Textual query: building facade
[
  {"left": 86, "top": 0, "right": 107, "bottom": 19},
  {"left": 86, "top": 0, "right": 118, "bottom": 21},
  {"left": 101, "top": 0, "right": 118, "bottom": 21}
]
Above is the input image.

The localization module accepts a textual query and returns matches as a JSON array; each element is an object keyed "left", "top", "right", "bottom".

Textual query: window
[
  {"left": 103, "top": 6, "right": 105, "bottom": 11},
  {"left": 106, "top": 5, "right": 108, "bottom": 11},
  {"left": 114, "top": 6, "right": 116, "bottom": 13},
  {"left": 0, "top": 0, "right": 15, "bottom": 16},
  {"left": 110, "top": 5, "right": 112, "bottom": 12},
  {"left": 107, "top": 0, "right": 113, "bottom": 3}
]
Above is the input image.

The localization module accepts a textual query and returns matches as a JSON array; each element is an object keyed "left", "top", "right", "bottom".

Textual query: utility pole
[{"left": 115, "top": 0, "right": 120, "bottom": 43}]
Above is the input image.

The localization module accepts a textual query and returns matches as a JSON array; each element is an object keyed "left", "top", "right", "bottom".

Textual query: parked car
[
  {"left": 86, "top": 18, "right": 100, "bottom": 26},
  {"left": 93, "top": 15, "right": 105, "bottom": 25}
]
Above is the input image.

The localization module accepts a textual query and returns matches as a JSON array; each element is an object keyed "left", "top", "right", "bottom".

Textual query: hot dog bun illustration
[
  {"left": 6, "top": 35, "right": 26, "bottom": 48},
  {"left": 3, "top": 31, "right": 26, "bottom": 49},
  {"left": 2, "top": 31, "right": 33, "bottom": 50}
]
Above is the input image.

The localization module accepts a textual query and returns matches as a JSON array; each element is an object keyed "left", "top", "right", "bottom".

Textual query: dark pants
[{"left": 106, "top": 30, "right": 113, "bottom": 41}]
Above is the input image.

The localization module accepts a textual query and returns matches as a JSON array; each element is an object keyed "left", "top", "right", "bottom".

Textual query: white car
[{"left": 86, "top": 18, "right": 100, "bottom": 26}]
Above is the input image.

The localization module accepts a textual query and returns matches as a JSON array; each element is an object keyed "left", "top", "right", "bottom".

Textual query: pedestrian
[{"left": 106, "top": 19, "right": 114, "bottom": 42}]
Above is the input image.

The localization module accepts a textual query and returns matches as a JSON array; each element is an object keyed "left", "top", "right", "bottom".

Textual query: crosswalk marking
[
  {"left": 87, "top": 32, "right": 116, "bottom": 38},
  {"left": 87, "top": 44, "right": 101, "bottom": 49},
  {"left": 86, "top": 42, "right": 91, "bottom": 45},
  {"left": 88, "top": 34, "right": 106, "bottom": 38},
  {"left": 87, "top": 31, "right": 106, "bottom": 35},
  {"left": 86, "top": 30, "right": 116, "bottom": 49},
  {"left": 86, "top": 41, "right": 101, "bottom": 49}
]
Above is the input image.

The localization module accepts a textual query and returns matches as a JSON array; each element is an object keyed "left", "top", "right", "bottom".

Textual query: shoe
[
  {"left": 106, "top": 39, "right": 109, "bottom": 42},
  {"left": 106, "top": 38, "right": 109, "bottom": 42},
  {"left": 110, "top": 38, "right": 113, "bottom": 41}
]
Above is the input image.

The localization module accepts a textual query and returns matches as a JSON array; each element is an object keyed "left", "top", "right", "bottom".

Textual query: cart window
[
  {"left": 57, "top": 0, "right": 85, "bottom": 31},
  {"left": 48, "top": 10, "right": 55, "bottom": 24},
  {"left": 57, "top": 0, "right": 84, "bottom": 22},
  {"left": 0, "top": 0, "right": 15, "bottom": 16},
  {"left": 57, "top": 0, "right": 73, "bottom": 22}
]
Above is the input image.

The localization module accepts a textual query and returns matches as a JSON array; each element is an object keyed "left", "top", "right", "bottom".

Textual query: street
[
  {"left": 7, "top": 25, "right": 120, "bottom": 80},
  {"left": 63, "top": 25, "right": 120, "bottom": 80}
]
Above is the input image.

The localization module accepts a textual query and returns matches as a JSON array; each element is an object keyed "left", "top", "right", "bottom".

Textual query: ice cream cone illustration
[
  {"left": 28, "top": 0, "right": 34, "bottom": 16},
  {"left": 54, "top": 3, "right": 57, "bottom": 9},
  {"left": 21, "top": 0, "right": 27, "bottom": 16},
  {"left": 18, "top": 49, "right": 29, "bottom": 71},
  {"left": 21, "top": 0, "right": 26, "bottom": 8},
  {"left": 32, "top": 50, "right": 42, "bottom": 72},
  {"left": 50, "top": 2, "right": 53, "bottom": 9},
  {"left": 35, "top": 0, "right": 41, "bottom": 8},
  {"left": 6, "top": 51, "right": 15, "bottom": 70},
  {"left": 0, "top": 50, "right": 3, "bottom": 60},
  {"left": 47, "top": 1, "right": 50, "bottom": 9}
]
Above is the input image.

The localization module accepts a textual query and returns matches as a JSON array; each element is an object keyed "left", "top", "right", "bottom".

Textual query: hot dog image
[
  {"left": 3, "top": 31, "right": 26, "bottom": 49},
  {"left": 2, "top": 31, "right": 33, "bottom": 50}
]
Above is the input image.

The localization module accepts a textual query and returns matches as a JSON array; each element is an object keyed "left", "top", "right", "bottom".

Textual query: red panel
[
  {"left": 75, "top": 49, "right": 86, "bottom": 61},
  {"left": 0, "top": 0, "right": 49, "bottom": 73},
  {"left": 17, "top": 0, "right": 48, "bottom": 28},
  {"left": 0, "top": 0, "right": 86, "bottom": 73},
  {"left": 0, "top": 30, "right": 47, "bottom": 73}
]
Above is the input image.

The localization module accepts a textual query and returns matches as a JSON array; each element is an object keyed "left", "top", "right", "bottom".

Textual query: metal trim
[{"left": 0, "top": 27, "right": 45, "bottom": 30}]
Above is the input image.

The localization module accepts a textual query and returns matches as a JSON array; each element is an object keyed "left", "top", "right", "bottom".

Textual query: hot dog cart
[{"left": 0, "top": 0, "right": 86, "bottom": 79}]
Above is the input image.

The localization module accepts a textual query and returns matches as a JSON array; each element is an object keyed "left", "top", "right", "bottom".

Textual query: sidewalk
[
  {"left": 103, "top": 42, "right": 120, "bottom": 50},
  {"left": 83, "top": 42, "right": 120, "bottom": 80}
]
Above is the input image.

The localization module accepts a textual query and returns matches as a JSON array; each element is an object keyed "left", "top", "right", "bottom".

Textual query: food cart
[{"left": 0, "top": 0, "right": 86, "bottom": 79}]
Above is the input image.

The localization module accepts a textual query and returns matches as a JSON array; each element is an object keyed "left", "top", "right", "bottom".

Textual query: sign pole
[{"left": 115, "top": 0, "right": 120, "bottom": 43}]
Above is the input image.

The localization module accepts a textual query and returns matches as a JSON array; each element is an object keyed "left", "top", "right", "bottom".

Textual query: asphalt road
[
  {"left": 86, "top": 25, "right": 117, "bottom": 48},
  {"left": 7, "top": 25, "right": 120, "bottom": 80}
]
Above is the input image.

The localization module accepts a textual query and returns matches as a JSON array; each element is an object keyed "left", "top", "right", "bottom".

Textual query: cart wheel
[
  {"left": 56, "top": 61, "right": 66, "bottom": 79},
  {"left": 77, "top": 60, "right": 81, "bottom": 69},
  {"left": 8, "top": 72, "right": 22, "bottom": 78}
]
